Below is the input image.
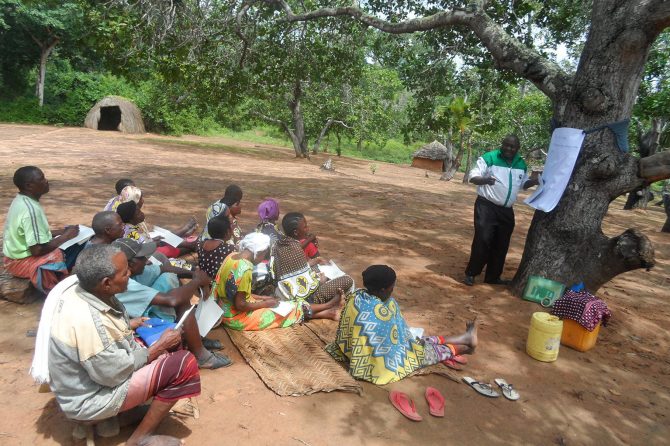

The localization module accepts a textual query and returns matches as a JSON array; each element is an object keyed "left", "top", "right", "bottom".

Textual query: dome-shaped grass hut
[
  {"left": 84, "top": 96, "right": 145, "bottom": 133},
  {"left": 411, "top": 140, "right": 453, "bottom": 172}
]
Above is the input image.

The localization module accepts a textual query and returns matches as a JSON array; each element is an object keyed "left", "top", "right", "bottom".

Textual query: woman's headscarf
[
  {"left": 258, "top": 198, "right": 280, "bottom": 221},
  {"left": 120, "top": 185, "right": 142, "bottom": 204},
  {"left": 240, "top": 232, "right": 270, "bottom": 259}
]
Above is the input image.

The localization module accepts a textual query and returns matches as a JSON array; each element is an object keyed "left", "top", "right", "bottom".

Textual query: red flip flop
[
  {"left": 425, "top": 387, "right": 445, "bottom": 417},
  {"left": 442, "top": 358, "right": 464, "bottom": 370},
  {"left": 452, "top": 355, "right": 468, "bottom": 365},
  {"left": 389, "top": 391, "right": 422, "bottom": 421}
]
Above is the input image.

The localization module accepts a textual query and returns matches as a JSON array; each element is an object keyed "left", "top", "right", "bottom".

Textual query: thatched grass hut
[
  {"left": 84, "top": 96, "right": 145, "bottom": 133},
  {"left": 411, "top": 140, "right": 452, "bottom": 172}
]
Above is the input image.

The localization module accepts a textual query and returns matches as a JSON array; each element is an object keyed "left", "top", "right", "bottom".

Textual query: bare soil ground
[{"left": 0, "top": 123, "right": 668, "bottom": 446}]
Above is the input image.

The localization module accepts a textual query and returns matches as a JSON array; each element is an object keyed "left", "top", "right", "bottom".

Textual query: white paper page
[
  {"left": 318, "top": 261, "right": 345, "bottom": 280},
  {"left": 148, "top": 256, "right": 161, "bottom": 265},
  {"left": 525, "top": 127, "right": 585, "bottom": 212},
  {"left": 58, "top": 225, "right": 95, "bottom": 250},
  {"left": 409, "top": 327, "right": 424, "bottom": 339},
  {"left": 150, "top": 225, "right": 184, "bottom": 248},
  {"left": 270, "top": 301, "right": 295, "bottom": 317},
  {"left": 195, "top": 297, "right": 224, "bottom": 337}
]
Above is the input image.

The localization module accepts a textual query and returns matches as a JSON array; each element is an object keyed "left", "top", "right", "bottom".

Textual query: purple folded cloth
[{"left": 552, "top": 290, "right": 611, "bottom": 331}]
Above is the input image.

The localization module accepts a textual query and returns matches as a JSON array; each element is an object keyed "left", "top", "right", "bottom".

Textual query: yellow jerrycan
[{"left": 526, "top": 312, "right": 563, "bottom": 362}]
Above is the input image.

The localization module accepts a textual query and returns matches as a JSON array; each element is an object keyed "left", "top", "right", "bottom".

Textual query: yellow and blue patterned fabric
[{"left": 327, "top": 289, "right": 425, "bottom": 385}]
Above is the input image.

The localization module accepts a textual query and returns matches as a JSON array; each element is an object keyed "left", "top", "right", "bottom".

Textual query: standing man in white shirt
[{"left": 463, "top": 135, "right": 538, "bottom": 286}]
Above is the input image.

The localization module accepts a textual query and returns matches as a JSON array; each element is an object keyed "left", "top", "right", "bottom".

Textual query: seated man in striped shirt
[{"left": 2, "top": 166, "right": 80, "bottom": 293}]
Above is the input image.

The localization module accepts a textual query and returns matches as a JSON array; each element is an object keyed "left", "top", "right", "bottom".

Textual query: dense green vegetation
[{"left": 0, "top": 1, "right": 667, "bottom": 168}]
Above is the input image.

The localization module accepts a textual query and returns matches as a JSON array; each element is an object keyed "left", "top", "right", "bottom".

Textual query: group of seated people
[{"left": 3, "top": 166, "right": 477, "bottom": 445}]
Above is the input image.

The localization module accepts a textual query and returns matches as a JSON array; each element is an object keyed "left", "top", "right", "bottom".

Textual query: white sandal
[{"left": 494, "top": 378, "right": 520, "bottom": 401}]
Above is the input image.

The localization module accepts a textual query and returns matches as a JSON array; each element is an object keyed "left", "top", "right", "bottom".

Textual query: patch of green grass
[{"left": 201, "top": 126, "right": 294, "bottom": 148}]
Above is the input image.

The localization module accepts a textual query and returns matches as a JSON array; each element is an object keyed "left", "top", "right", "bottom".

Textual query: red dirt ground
[{"left": 0, "top": 123, "right": 668, "bottom": 446}]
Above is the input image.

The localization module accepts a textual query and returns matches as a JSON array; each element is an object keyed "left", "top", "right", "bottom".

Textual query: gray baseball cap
[{"left": 112, "top": 238, "right": 157, "bottom": 260}]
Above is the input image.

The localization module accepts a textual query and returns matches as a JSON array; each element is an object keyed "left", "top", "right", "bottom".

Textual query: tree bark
[
  {"left": 662, "top": 196, "right": 670, "bottom": 233},
  {"left": 288, "top": 80, "right": 308, "bottom": 158},
  {"left": 29, "top": 34, "right": 59, "bottom": 107},
  {"left": 462, "top": 133, "right": 472, "bottom": 184},
  {"left": 336, "top": 131, "right": 342, "bottom": 156},
  {"left": 442, "top": 132, "right": 466, "bottom": 182}
]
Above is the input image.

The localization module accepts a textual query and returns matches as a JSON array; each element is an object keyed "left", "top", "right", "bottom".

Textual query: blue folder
[{"left": 135, "top": 318, "right": 176, "bottom": 346}]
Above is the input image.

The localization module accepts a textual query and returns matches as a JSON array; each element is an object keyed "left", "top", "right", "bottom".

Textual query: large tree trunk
[
  {"left": 512, "top": 2, "right": 661, "bottom": 294},
  {"left": 288, "top": 80, "right": 308, "bottom": 158},
  {"left": 662, "top": 196, "right": 670, "bottom": 233},
  {"left": 441, "top": 132, "right": 465, "bottom": 181},
  {"left": 32, "top": 36, "right": 59, "bottom": 108},
  {"left": 336, "top": 131, "right": 342, "bottom": 156}
]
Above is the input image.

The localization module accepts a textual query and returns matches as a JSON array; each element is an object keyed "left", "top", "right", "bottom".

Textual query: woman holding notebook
[{"left": 212, "top": 233, "right": 342, "bottom": 331}]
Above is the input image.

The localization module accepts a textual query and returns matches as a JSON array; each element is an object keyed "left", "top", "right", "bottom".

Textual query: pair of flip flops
[
  {"left": 462, "top": 377, "right": 520, "bottom": 401},
  {"left": 442, "top": 354, "right": 468, "bottom": 370},
  {"left": 389, "top": 388, "right": 445, "bottom": 421}
]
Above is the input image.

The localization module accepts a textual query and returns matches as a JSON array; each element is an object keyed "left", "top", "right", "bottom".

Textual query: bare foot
[
  {"left": 313, "top": 307, "right": 340, "bottom": 321},
  {"left": 132, "top": 434, "right": 184, "bottom": 446},
  {"left": 327, "top": 288, "right": 345, "bottom": 309},
  {"left": 176, "top": 217, "right": 198, "bottom": 237}
]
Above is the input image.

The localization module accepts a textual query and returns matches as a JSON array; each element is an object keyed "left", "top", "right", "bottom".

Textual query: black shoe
[
  {"left": 201, "top": 337, "right": 223, "bottom": 350},
  {"left": 484, "top": 278, "right": 511, "bottom": 285},
  {"left": 463, "top": 275, "right": 475, "bottom": 286}
]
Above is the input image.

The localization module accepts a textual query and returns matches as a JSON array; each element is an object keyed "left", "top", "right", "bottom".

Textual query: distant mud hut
[
  {"left": 84, "top": 96, "right": 145, "bottom": 133},
  {"left": 411, "top": 140, "right": 452, "bottom": 172}
]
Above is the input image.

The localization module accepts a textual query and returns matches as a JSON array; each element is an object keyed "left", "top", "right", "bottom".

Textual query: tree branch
[
  {"left": 236, "top": 1, "right": 253, "bottom": 68},
  {"left": 264, "top": 0, "right": 571, "bottom": 101},
  {"left": 639, "top": 150, "right": 670, "bottom": 182},
  {"left": 251, "top": 111, "right": 290, "bottom": 132}
]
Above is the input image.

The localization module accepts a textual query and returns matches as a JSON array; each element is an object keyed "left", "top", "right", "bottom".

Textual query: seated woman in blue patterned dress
[{"left": 327, "top": 265, "right": 478, "bottom": 385}]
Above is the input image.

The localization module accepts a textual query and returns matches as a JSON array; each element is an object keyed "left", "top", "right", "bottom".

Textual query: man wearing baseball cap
[{"left": 112, "top": 238, "right": 231, "bottom": 369}]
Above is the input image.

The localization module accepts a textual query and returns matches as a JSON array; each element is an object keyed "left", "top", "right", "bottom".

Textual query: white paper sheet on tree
[
  {"left": 58, "top": 225, "right": 95, "bottom": 250},
  {"left": 525, "top": 127, "right": 585, "bottom": 212},
  {"left": 195, "top": 297, "right": 224, "bottom": 337},
  {"left": 149, "top": 225, "right": 183, "bottom": 248}
]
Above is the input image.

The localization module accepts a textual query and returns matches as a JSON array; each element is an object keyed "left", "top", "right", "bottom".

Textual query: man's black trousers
[{"left": 465, "top": 196, "right": 515, "bottom": 282}]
